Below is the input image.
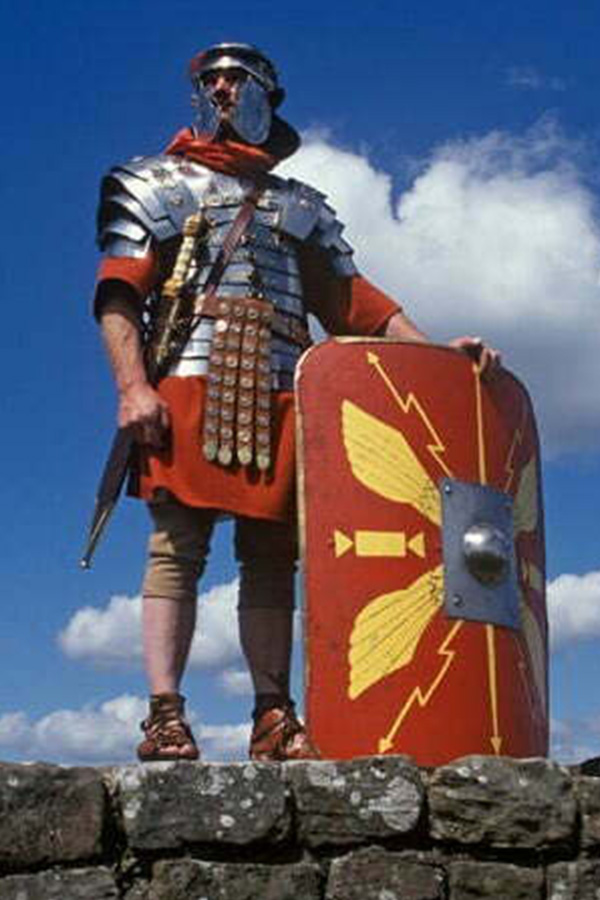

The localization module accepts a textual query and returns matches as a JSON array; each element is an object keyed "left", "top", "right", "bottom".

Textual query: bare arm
[
  {"left": 382, "top": 310, "right": 428, "bottom": 343},
  {"left": 383, "top": 310, "right": 501, "bottom": 377},
  {"left": 100, "top": 285, "right": 170, "bottom": 447}
]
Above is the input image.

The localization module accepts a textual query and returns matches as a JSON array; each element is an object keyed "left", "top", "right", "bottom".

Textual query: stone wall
[{"left": 0, "top": 755, "right": 598, "bottom": 899}]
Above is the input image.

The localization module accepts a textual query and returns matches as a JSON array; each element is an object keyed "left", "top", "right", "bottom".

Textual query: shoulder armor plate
[
  {"left": 274, "top": 178, "right": 359, "bottom": 276},
  {"left": 275, "top": 178, "right": 326, "bottom": 241},
  {"left": 97, "top": 154, "right": 212, "bottom": 249}
]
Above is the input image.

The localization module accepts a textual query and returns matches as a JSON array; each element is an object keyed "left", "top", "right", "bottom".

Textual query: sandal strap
[
  {"left": 138, "top": 693, "right": 199, "bottom": 761},
  {"left": 250, "top": 705, "right": 320, "bottom": 761}
]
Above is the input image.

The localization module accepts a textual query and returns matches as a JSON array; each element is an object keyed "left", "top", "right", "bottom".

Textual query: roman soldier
[{"left": 94, "top": 42, "right": 499, "bottom": 761}]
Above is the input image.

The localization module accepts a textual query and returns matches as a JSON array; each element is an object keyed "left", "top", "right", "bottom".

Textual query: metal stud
[
  {"left": 218, "top": 446, "right": 233, "bottom": 466},
  {"left": 256, "top": 452, "right": 270, "bottom": 471},
  {"left": 238, "top": 446, "right": 253, "bottom": 466}
]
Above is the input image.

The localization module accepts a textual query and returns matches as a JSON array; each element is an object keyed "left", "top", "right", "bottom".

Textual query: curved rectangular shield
[{"left": 296, "top": 339, "right": 547, "bottom": 765}]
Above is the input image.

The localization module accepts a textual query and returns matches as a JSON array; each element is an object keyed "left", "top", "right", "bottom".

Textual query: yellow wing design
[
  {"left": 520, "top": 596, "right": 547, "bottom": 715},
  {"left": 341, "top": 400, "right": 441, "bottom": 525},
  {"left": 513, "top": 456, "right": 538, "bottom": 535},
  {"left": 348, "top": 566, "right": 443, "bottom": 699}
]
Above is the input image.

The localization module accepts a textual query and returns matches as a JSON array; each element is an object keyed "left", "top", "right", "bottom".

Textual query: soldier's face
[{"left": 201, "top": 67, "right": 248, "bottom": 120}]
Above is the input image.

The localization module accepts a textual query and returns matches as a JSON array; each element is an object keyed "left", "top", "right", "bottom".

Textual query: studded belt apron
[{"left": 191, "top": 185, "right": 310, "bottom": 471}]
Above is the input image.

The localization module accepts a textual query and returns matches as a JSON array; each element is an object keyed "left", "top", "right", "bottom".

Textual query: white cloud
[
  {"left": 506, "top": 66, "right": 566, "bottom": 92},
  {"left": 218, "top": 668, "right": 253, "bottom": 696},
  {"left": 0, "top": 695, "right": 146, "bottom": 764},
  {"left": 279, "top": 121, "right": 600, "bottom": 455},
  {"left": 59, "top": 594, "right": 142, "bottom": 664},
  {"left": 0, "top": 695, "right": 250, "bottom": 765},
  {"left": 550, "top": 715, "right": 599, "bottom": 765},
  {"left": 200, "top": 723, "right": 251, "bottom": 759},
  {"left": 189, "top": 580, "right": 241, "bottom": 667},
  {"left": 59, "top": 579, "right": 242, "bottom": 669},
  {"left": 547, "top": 571, "right": 600, "bottom": 648}
]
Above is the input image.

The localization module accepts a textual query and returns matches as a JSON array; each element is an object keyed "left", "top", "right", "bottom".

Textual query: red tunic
[{"left": 96, "top": 152, "right": 400, "bottom": 522}]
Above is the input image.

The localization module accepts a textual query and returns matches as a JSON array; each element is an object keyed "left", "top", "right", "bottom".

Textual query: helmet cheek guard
[
  {"left": 229, "top": 77, "right": 272, "bottom": 145},
  {"left": 192, "top": 84, "right": 221, "bottom": 138}
]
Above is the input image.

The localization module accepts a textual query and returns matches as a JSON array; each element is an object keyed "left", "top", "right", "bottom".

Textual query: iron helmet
[{"left": 189, "top": 43, "right": 284, "bottom": 145}]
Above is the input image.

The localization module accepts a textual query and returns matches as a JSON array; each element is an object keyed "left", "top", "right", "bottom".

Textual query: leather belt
[{"left": 194, "top": 293, "right": 310, "bottom": 348}]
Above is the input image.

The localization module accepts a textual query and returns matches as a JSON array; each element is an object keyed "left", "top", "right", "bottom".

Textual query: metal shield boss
[{"left": 296, "top": 339, "right": 547, "bottom": 765}]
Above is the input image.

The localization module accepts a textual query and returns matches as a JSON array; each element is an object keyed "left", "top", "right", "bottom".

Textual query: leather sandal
[
  {"left": 137, "top": 693, "right": 199, "bottom": 762},
  {"left": 249, "top": 705, "right": 321, "bottom": 761}
]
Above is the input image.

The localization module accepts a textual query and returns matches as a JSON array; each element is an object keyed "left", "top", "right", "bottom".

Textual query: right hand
[{"left": 118, "top": 382, "right": 171, "bottom": 448}]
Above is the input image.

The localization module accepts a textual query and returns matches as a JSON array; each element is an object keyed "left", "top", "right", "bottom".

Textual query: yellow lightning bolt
[
  {"left": 379, "top": 620, "right": 464, "bottom": 753},
  {"left": 367, "top": 352, "right": 454, "bottom": 478},
  {"left": 503, "top": 399, "right": 530, "bottom": 493}
]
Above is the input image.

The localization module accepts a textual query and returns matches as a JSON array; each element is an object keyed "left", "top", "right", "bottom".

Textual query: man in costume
[{"left": 95, "top": 43, "right": 499, "bottom": 762}]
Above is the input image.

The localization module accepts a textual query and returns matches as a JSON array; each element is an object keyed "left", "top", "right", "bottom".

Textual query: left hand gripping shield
[{"left": 295, "top": 339, "right": 547, "bottom": 765}]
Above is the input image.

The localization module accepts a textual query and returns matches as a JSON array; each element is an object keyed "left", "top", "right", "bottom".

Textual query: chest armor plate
[{"left": 173, "top": 171, "right": 309, "bottom": 386}]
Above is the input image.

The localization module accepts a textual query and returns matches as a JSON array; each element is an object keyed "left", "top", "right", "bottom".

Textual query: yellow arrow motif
[
  {"left": 334, "top": 530, "right": 354, "bottom": 558},
  {"left": 379, "top": 618, "right": 464, "bottom": 753},
  {"left": 471, "top": 362, "right": 503, "bottom": 755},
  {"left": 486, "top": 624, "right": 502, "bottom": 754},
  {"left": 333, "top": 529, "right": 426, "bottom": 560}
]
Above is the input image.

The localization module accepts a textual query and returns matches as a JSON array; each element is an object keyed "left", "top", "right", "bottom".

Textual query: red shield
[{"left": 296, "top": 339, "right": 547, "bottom": 765}]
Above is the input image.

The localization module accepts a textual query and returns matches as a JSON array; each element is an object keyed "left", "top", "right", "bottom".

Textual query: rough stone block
[
  {"left": 429, "top": 756, "right": 576, "bottom": 849},
  {"left": 326, "top": 847, "right": 444, "bottom": 899},
  {"left": 147, "top": 859, "right": 322, "bottom": 900},
  {"left": 0, "top": 868, "right": 118, "bottom": 899},
  {"left": 574, "top": 776, "right": 600, "bottom": 850},
  {"left": 286, "top": 756, "right": 424, "bottom": 847},
  {"left": 449, "top": 860, "right": 544, "bottom": 899},
  {"left": 111, "top": 761, "right": 291, "bottom": 851},
  {"left": 547, "top": 860, "right": 600, "bottom": 899},
  {"left": 0, "top": 763, "right": 107, "bottom": 870}
]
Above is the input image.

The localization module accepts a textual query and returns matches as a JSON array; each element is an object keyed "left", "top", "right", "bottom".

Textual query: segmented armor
[{"left": 98, "top": 153, "right": 357, "bottom": 392}]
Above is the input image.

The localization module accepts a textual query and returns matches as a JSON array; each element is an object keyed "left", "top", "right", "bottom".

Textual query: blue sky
[{"left": 1, "top": 0, "right": 599, "bottom": 763}]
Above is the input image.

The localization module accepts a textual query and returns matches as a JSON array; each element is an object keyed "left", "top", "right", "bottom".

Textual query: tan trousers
[{"left": 142, "top": 496, "right": 298, "bottom": 700}]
